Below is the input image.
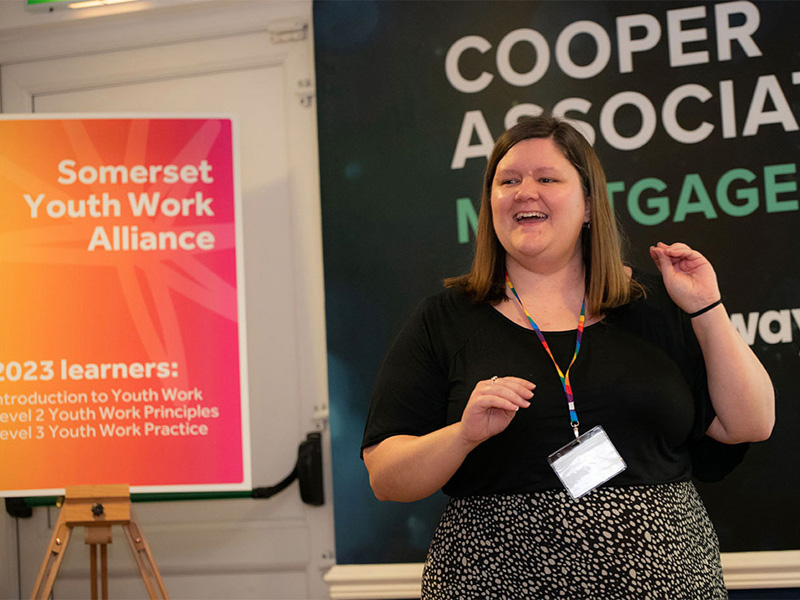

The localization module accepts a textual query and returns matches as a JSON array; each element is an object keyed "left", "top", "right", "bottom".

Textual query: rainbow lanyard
[{"left": 505, "top": 272, "right": 586, "bottom": 440}]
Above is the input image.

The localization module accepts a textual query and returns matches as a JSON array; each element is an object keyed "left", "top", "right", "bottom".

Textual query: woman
[{"left": 361, "top": 115, "right": 774, "bottom": 599}]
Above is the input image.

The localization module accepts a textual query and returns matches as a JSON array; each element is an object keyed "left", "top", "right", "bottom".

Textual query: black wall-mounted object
[
  {"left": 251, "top": 432, "right": 325, "bottom": 506},
  {"left": 297, "top": 432, "right": 324, "bottom": 506},
  {"left": 5, "top": 497, "right": 33, "bottom": 519}
]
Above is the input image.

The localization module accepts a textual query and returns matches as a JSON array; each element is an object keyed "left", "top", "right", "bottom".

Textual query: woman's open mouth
[{"left": 514, "top": 211, "right": 547, "bottom": 222}]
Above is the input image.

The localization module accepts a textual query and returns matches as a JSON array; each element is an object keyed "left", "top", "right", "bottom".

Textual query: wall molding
[{"left": 722, "top": 551, "right": 800, "bottom": 589}]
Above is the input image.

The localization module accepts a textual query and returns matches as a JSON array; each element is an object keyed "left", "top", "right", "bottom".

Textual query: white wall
[{"left": 0, "top": 1, "right": 334, "bottom": 598}]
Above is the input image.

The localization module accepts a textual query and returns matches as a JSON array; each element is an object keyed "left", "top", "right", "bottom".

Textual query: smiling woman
[
  {"left": 449, "top": 115, "right": 636, "bottom": 316},
  {"left": 490, "top": 137, "right": 590, "bottom": 283},
  {"left": 361, "top": 115, "right": 774, "bottom": 599}
]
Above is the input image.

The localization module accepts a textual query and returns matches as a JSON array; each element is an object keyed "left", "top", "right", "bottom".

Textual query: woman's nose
[{"left": 515, "top": 178, "right": 539, "bottom": 201}]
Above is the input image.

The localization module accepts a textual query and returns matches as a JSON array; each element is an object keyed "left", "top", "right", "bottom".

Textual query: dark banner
[{"left": 315, "top": 0, "right": 800, "bottom": 564}]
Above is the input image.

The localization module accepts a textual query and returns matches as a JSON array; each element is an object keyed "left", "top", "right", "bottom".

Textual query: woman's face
[{"left": 490, "top": 136, "right": 590, "bottom": 272}]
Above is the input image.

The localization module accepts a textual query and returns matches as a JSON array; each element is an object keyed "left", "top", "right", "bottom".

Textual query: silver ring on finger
[{"left": 490, "top": 376, "right": 498, "bottom": 386}]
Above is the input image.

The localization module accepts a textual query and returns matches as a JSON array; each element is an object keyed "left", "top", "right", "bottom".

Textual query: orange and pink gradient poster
[{"left": 0, "top": 116, "right": 250, "bottom": 496}]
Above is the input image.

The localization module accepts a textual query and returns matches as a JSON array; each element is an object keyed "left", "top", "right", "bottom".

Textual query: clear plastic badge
[{"left": 547, "top": 425, "right": 627, "bottom": 500}]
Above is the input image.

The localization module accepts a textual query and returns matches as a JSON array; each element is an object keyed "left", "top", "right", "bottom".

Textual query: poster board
[
  {"left": 315, "top": 0, "right": 800, "bottom": 565},
  {"left": 0, "top": 115, "right": 250, "bottom": 496}
]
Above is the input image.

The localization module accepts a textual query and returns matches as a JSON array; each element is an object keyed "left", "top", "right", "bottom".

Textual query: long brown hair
[{"left": 445, "top": 115, "right": 642, "bottom": 314}]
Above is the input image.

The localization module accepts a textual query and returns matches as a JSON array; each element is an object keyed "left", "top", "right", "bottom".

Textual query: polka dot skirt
[{"left": 421, "top": 482, "right": 726, "bottom": 599}]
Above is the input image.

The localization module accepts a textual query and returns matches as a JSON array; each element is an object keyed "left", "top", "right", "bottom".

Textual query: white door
[{"left": 0, "top": 2, "right": 333, "bottom": 599}]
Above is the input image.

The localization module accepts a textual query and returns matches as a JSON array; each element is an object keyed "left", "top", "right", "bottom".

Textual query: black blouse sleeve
[
  {"left": 680, "top": 307, "right": 750, "bottom": 482},
  {"left": 361, "top": 295, "right": 451, "bottom": 454},
  {"left": 636, "top": 271, "right": 750, "bottom": 482}
]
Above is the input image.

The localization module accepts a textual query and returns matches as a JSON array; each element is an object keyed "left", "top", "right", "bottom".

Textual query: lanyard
[{"left": 505, "top": 272, "right": 585, "bottom": 440}]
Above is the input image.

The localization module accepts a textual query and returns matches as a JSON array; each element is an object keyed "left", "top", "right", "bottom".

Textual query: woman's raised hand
[
  {"left": 649, "top": 242, "right": 721, "bottom": 314},
  {"left": 459, "top": 376, "right": 535, "bottom": 446}
]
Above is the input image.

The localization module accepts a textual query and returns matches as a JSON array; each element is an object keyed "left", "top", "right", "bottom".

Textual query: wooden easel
[{"left": 30, "top": 484, "right": 168, "bottom": 600}]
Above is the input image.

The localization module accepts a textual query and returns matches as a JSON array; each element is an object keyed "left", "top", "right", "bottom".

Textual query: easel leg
[
  {"left": 123, "top": 512, "right": 168, "bottom": 599},
  {"left": 90, "top": 544, "right": 98, "bottom": 599},
  {"left": 85, "top": 525, "right": 112, "bottom": 600},
  {"left": 101, "top": 544, "right": 108, "bottom": 599},
  {"left": 31, "top": 508, "right": 72, "bottom": 600},
  {"left": 88, "top": 543, "right": 110, "bottom": 600}
]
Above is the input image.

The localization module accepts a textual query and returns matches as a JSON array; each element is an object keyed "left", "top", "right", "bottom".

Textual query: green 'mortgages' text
[{"left": 457, "top": 163, "right": 800, "bottom": 242}]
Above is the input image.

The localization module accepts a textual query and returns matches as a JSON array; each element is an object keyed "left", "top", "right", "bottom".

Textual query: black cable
[{"left": 251, "top": 466, "right": 298, "bottom": 499}]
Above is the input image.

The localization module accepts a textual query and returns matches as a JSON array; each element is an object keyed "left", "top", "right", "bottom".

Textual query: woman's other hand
[
  {"left": 459, "top": 376, "right": 535, "bottom": 445},
  {"left": 650, "top": 242, "right": 774, "bottom": 444},
  {"left": 649, "top": 242, "right": 721, "bottom": 314},
  {"left": 363, "top": 376, "right": 535, "bottom": 502}
]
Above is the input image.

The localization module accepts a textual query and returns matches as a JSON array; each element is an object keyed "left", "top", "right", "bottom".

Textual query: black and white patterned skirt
[{"left": 421, "top": 481, "right": 726, "bottom": 600}]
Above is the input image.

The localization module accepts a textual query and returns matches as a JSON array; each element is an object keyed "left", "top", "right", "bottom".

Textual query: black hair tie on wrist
[{"left": 688, "top": 298, "right": 722, "bottom": 318}]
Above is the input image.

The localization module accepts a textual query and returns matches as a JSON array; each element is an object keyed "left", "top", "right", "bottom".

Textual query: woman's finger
[
  {"left": 472, "top": 394, "right": 527, "bottom": 413},
  {"left": 467, "top": 379, "right": 532, "bottom": 416},
  {"left": 480, "top": 377, "right": 534, "bottom": 405},
  {"left": 650, "top": 246, "right": 676, "bottom": 273},
  {"left": 480, "top": 388, "right": 532, "bottom": 409},
  {"left": 483, "top": 376, "right": 535, "bottom": 394},
  {"left": 656, "top": 242, "right": 707, "bottom": 263}
]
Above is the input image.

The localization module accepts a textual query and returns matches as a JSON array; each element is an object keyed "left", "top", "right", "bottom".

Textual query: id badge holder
[{"left": 547, "top": 425, "right": 627, "bottom": 500}]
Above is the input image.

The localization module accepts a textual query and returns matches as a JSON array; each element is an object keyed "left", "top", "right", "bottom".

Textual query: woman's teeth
[{"left": 514, "top": 212, "right": 547, "bottom": 222}]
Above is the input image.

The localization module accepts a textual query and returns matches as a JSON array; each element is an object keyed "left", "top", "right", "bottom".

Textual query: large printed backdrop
[{"left": 315, "top": 0, "right": 800, "bottom": 564}]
